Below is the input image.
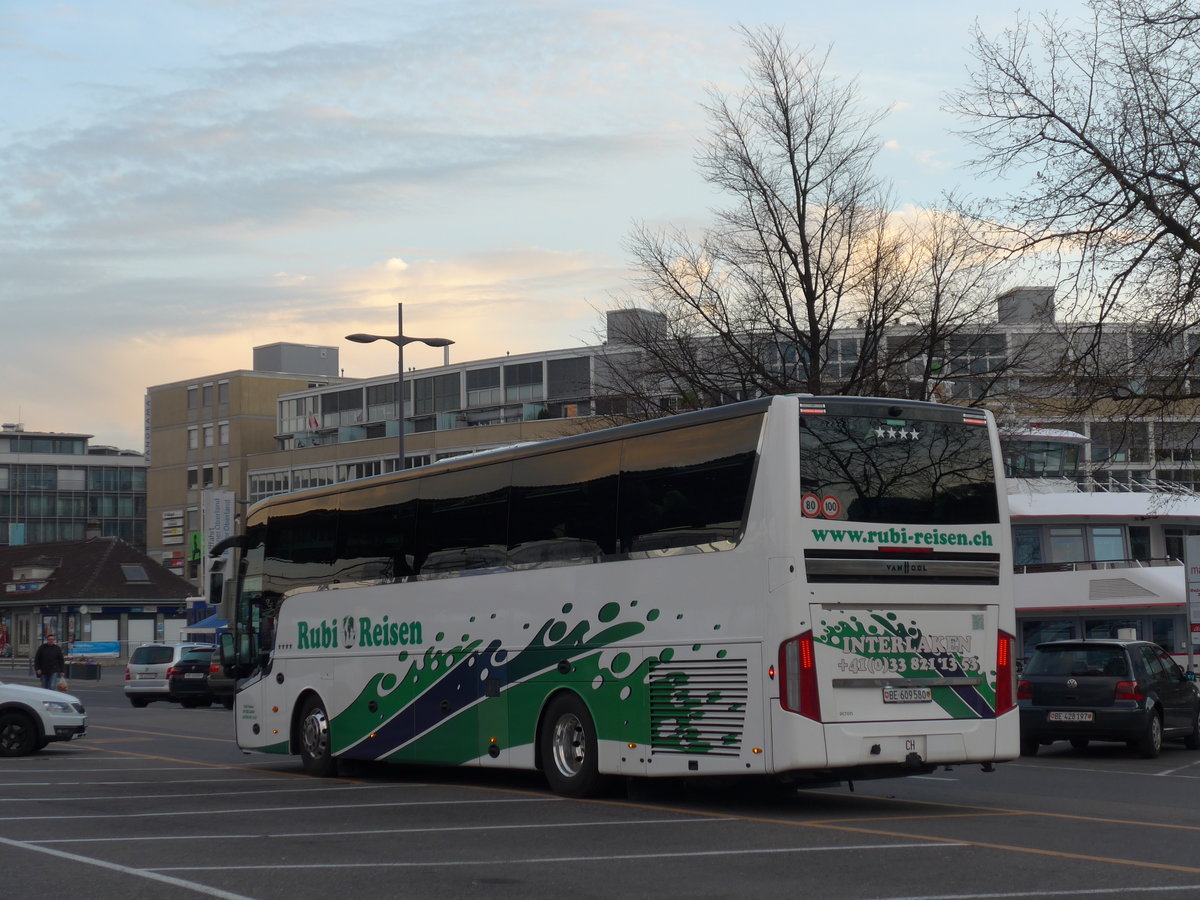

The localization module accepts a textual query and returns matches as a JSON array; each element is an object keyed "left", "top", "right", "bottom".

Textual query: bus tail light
[
  {"left": 779, "top": 632, "right": 820, "bottom": 721},
  {"left": 995, "top": 630, "right": 1016, "bottom": 714}
]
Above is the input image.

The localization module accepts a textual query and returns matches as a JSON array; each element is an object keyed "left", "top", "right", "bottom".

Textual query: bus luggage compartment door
[{"left": 811, "top": 603, "right": 1000, "bottom": 726}]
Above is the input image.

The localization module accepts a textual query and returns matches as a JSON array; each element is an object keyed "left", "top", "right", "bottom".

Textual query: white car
[
  {"left": 0, "top": 680, "right": 87, "bottom": 756},
  {"left": 124, "top": 641, "right": 215, "bottom": 707}
]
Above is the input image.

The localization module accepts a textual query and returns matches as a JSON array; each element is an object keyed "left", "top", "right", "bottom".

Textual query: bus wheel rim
[
  {"left": 302, "top": 707, "right": 329, "bottom": 758},
  {"left": 551, "top": 713, "right": 585, "bottom": 777}
]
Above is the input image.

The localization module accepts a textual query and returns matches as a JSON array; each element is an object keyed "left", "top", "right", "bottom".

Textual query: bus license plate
[
  {"left": 883, "top": 686, "right": 932, "bottom": 703},
  {"left": 1047, "top": 711, "right": 1094, "bottom": 722}
]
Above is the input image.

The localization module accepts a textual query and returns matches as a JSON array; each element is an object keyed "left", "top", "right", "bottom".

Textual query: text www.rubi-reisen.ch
[{"left": 810, "top": 526, "right": 994, "bottom": 547}]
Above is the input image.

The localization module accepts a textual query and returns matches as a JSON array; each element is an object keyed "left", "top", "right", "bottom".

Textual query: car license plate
[
  {"left": 883, "top": 686, "right": 932, "bottom": 703},
  {"left": 184, "top": 672, "right": 204, "bottom": 679},
  {"left": 1047, "top": 711, "right": 1094, "bottom": 722},
  {"left": 137, "top": 673, "right": 156, "bottom": 679}
]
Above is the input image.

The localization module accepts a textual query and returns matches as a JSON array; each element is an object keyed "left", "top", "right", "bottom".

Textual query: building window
[
  {"left": 414, "top": 372, "right": 461, "bottom": 415},
  {"left": 546, "top": 357, "right": 591, "bottom": 399},
  {"left": 218, "top": 463, "right": 230, "bottom": 486},
  {"left": 466, "top": 367, "right": 502, "bottom": 406},
  {"left": 218, "top": 380, "right": 230, "bottom": 404},
  {"left": 187, "top": 386, "right": 198, "bottom": 410},
  {"left": 203, "top": 466, "right": 215, "bottom": 487},
  {"left": 366, "top": 382, "right": 398, "bottom": 422},
  {"left": 57, "top": 468, "right": 86, "bottom": 490},
  {"left": 504, "top": 362, "right": 543, "bottom": 403},
  {"left": 203, "top": 425, "right": 214, "bottom": 448},
  {"left": 187, "top": 427, "right": 198, "bottom": 450},
  {"left": 219, "top": 422, "right": 229, "bottom": 445},
  {"left": 202, "top": 383, "right": 214, "bottom": 406},
  {"left": 323, "top": 388, "right": 364, "bottom": 427},
  {"left": 187, "top": 467, "right": 198, "bottom": 489}
]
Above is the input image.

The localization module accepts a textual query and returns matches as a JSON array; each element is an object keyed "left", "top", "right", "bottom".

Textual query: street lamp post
[{"left": 346, "top": 302, "right": 454, "bottom": 472}]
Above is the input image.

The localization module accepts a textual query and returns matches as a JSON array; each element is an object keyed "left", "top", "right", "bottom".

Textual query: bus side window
[
  {"left": 338, "top": 481, "right": 419, "bottom": 582},
  {"left": 417, "top": 463, "right": 511, "bottom": 576},
  {"left": 618, "top": 416, "right": 761, "bottom": 553},
  {"left": 509, "top": 443, "right": 619, "bottom": 566}
]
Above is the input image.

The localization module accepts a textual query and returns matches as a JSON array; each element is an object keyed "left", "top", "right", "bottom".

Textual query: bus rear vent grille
[{"left": 648, "top": 659, "right": 748, "bottom": 756}]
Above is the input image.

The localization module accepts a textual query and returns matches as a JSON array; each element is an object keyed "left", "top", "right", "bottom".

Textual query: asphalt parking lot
[{"left": 4, "top": 672, "right": 1200, "bottom": 899}]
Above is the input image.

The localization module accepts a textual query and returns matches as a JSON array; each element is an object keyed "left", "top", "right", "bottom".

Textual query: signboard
[{"left": 68, "top": 641, "right": 121, "bottom": 658}]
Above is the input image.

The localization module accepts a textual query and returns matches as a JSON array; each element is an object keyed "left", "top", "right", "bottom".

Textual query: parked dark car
[
  {"left": 206, "top": 667, "right": 236, "bottom": 710},
  {"left": 1019, "top": 639, "right": 1200, "bottom": 758},
  {"left": 166, "top": 648, "right": 220, "bottom": 708}
]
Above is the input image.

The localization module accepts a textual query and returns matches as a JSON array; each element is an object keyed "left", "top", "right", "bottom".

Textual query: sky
[{"left": 1, "top": 0, "right": 1088, "bottom": 451}]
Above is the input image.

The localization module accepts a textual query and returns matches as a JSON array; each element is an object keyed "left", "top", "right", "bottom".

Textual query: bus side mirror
[{"left": 219, "top": 631, "right": 235, "bottom": 673}]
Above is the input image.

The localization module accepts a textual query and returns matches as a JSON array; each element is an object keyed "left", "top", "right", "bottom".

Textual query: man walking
[{"left": 34, "top": 634, "right": 66, "bottom": 691}]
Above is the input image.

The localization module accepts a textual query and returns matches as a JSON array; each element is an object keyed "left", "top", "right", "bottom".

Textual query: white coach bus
[{"left": 216, "top": 394, "right": 1018, "bottom": 796}]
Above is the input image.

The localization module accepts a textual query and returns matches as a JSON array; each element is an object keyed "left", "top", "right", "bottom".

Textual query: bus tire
[
  {"left": 539, "top": 692, "right": 607, "bottom": 798},
  {"left": 298, "top": 695, "right": 338, "bottom": 777}
]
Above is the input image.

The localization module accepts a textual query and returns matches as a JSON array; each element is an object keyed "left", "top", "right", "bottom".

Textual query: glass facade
[{"left": 0, "top": 431, "right": 147, "bottom": 550}]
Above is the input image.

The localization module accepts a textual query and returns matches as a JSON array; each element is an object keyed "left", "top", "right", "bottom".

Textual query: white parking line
[
  {"left": 0, "top": 778, "right": 289, "bottom": 787},
  {"left": 0, "top": 796, "right": 558, "bottom": 822},
  {"left": 0, "top": 835, "right": 256, "bottom": 900},
  {"left": 151, "top": 842, "right": 969, "bottom": 872},
  {"left": 876, "top": 885, "right": 1200, "bottom": 899},
  {"left": 34, "top": 817, "right": 738, "bottom": 844}
]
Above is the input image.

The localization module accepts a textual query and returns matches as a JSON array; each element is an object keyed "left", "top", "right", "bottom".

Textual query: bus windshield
[{"left": 800, "top": 411, "right": 998, "bottom": 525}]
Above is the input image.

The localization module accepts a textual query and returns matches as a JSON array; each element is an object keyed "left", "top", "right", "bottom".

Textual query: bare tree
[
  {"left": 602, "top": 27, "right": 1017, "bottom": 419},
  {"left": 948, "top": 0, "right": 1200, "bottom": 417}
]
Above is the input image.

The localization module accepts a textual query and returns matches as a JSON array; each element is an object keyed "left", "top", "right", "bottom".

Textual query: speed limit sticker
[
  {"left": 801, "top": 493, "right": 820, "bottom": 517},
  {"left": 821, "top": 495, "right": 841, "bottom": 518}
]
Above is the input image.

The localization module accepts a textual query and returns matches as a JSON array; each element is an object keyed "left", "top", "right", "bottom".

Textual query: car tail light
[
  {"left": 1115, "top": 680, "right": 1144, "bottom": 701},
  {"left": 779, "top": 632, "right": 821, "bottom": 720},
  {"left": 124, "top": 667, "right": 131, "bottom": 682},
  {"left": 209, "top": 663, "right": 221, "bottom": 675},
  {"left": 1017, "top": 680, "right": 1032, "bottom": 701},
  {"left": 166, "top": 666, "right": 181, "bottom": 678},
  {"left": 995, "top": 630, "right": 1016, "bottom": 714}
]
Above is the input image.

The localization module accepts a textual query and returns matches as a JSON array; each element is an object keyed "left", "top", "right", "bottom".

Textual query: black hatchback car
[
  {"left": 166, "top": 647, "right": 219, "bottom": 709},
  {"left": 1019, "top": 639, "right": 1200, "bottom": 758}
]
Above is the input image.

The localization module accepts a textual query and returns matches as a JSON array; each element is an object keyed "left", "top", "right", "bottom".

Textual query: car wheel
[
  {"left": 538, "top": 692, "right": 612, "bottom": 797},
  {"left": 297, "top": 695, "right": 338, "bottom": 777},
  {"left": 1136, "top": 711, "right": 1163, "bottom": 759},
  {"left": 180, "top": 698, "right": 198, "bottom": 709},
  {"left": 129, "top": 697, "right": 149, "bottom": 708},
  {"left": 0, "top": 711, "right": 38, "bottom": 757},
  {"left": 1069, "top": 738, "right": 1089, "bottom": 750},
  {"left": 1019, "top": 738, "right": 1039, "bottom": 757},
  {"left": 1185, "top": 707, "right": 1200, "bottom": 751}
]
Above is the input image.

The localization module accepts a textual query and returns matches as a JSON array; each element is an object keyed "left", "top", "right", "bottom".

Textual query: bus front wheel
[
  {"left": 298, "top": 695, "right": 338, "bottom": 777},
  {"left": 539, "top": 693, "right": 608, "bottom": 798}
]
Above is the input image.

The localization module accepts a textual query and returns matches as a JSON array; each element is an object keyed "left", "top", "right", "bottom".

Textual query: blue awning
[{"left": 186, "top": 614, "right": 227, "bottom": 633}]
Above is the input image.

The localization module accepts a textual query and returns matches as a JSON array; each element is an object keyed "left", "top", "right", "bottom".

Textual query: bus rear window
[{"left": 800, "top": 413, "right": 998, "bottom": 525}]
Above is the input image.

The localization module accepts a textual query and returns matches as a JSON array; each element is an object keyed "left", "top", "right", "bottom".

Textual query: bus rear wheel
[
  {"left": 539, "top": 693, "right": 609, "bottom": 798},
  {"left": 298, "top": 695, "right": 338, "bottom": 777}
]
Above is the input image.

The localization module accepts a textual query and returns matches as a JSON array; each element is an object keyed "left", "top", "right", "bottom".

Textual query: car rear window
[
  {"left": 179, "top": 650, "right": 214, "bottom": 663},
  {"left": 1025, "top": 646, "right": 1129, "bottom": 677},
  {"left": 131, "top": 647, "right": 175, "bottom": 665}
]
